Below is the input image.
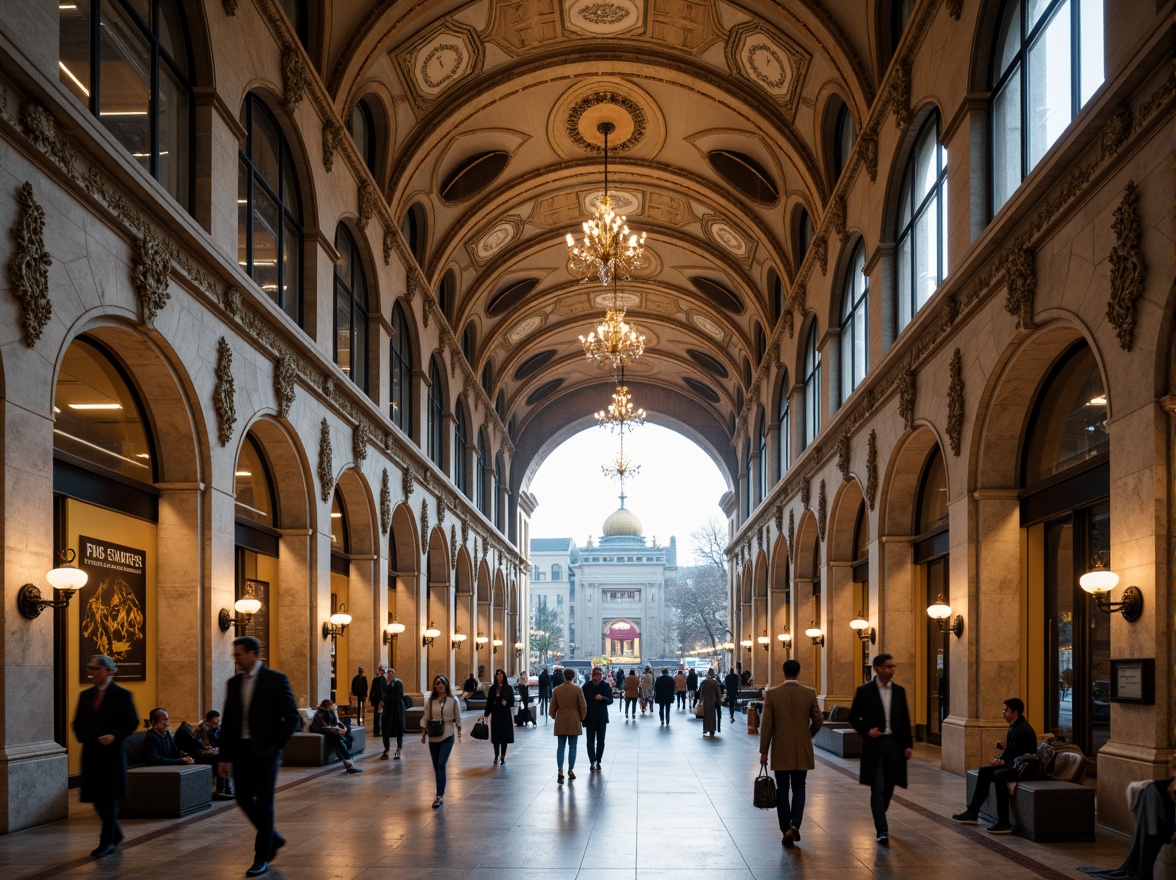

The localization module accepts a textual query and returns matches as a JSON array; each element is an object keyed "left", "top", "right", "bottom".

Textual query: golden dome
[{"left": 602, "top": 506, "right": 643, "bottom": 537}]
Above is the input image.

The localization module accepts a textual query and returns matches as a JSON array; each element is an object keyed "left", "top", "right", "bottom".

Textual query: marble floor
[{"left": 2, "top": 707, "right": 1131, "bottom": 879}]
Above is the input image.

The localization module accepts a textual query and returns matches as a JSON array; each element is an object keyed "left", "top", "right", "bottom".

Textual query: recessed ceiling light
[{"left": 68, "top": 403, "right": 122, "bottom": 410}]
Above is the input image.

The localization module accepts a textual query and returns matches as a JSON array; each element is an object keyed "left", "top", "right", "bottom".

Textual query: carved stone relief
[
  {"left": 353, "top": 418, "right": 369, "bottom": 463},
  {"left": 859, "top": 132, "right": 878, "bottom": 182},
  {"left": 402, "top": 465, "right": 415, "bottom": 499},
  {"left": 450, "top": 523, "right": 458, "bottom": 571},
  {"left": 887, "top": 60, "right": 911, "bottom": 128},
  {"left": 380, "top": 468, "right": 391, "bottom": 535},
  {"left": 866, "top": 430, "right": 878, "bottom": 510},
  {"left": 437, "top": 494, "right": 446, "bottom": 525},
  {"left": 21, "top": 102, "right": 76, "bottom": 175},
  {"left": 817, "top": 480, "right": 827, "bottom": 542},
  {"left": 222, "top": 0, "right": 237, "bottom": 13},
  {"left": 947, "top": 348, "right": 964, "bottom": 456},
  {"left": 322, "top": 121, "right": 343, "bottom": 173},
  {"left": 133, "top": 226, "right": 176, "bottom": 328},
  {"left": 787, "top": 509, "right": 795, "bottom": 562},
  {"left": 274, "top": 352, "right": 296, "bottom": 419},
  {"left": 358, "top": 181, "right": 375, "bottom": 231},
  {"left": 1099, "top": 103, "right": 1132, "bottom": 159},
  {"left": 774, "top": 502, "right": 783, "bottom": 537},
  {"left": 799, "top": 479, "right": 810, "bottom": 509},
  {"left": 214, "top": 337, "right": 236, "bottom": 447},
  {"left": 281, "top": 48, "right": 306, "bottom": 113},
  {"left": 898, "top": 362, "right": 916, "bottom": 430},
  {"left": 1106, "top": 180, "right": 1146, "bottom": 351},
  {"left": 1002, "top": 243, "right": 1036, "bottom": 329},
  {"left": 830, "top": 194, "right": 847, "bottom": 242},
  {"left": 383, "top": 228, "right": 395, "bottom": 266},
  {"left": 7, "top": 181, "right": 52, "bottom": 346},
  {"left": 318, "top": 418, "right": 334, "bottom": 502},
  {"left": 420, "top": 498, "right": 429, "bottom": 554},
  {"left": 946, "top": 0, "right": 962, "bottom": 19},
  {"left": 837, "top": 432, "right": 851, "bottom": 482},
  {"left": 220, "top": 285, "right": 241, "bottom": 317},
  {"left": 813, "top": 235, "right": 828, "bottom": 275}
]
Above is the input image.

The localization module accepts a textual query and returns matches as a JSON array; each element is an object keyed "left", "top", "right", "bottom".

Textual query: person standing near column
[
  {"left": 379, "top": 667, "right": 406, "bottom": 759},
  {"left": 368, "top": 665, "right": 386, "bottom": 739},
  {"left": 581, "top": 666, "right": 613, "bottom": 771},
  {"left": 218, "top": 636, "right": 300, "bottom": 877},
  {"left": 72, "top": 654, "right": 139, "bottom": 858},
  {"left": 350, "top": 666, "right": 368, "bottom": 726},
  {"left": 849, "top": 653, "right": 913, "bottom": 846},
  {"left": 759, "top": 658, "right": 823, "bottom": 848}
]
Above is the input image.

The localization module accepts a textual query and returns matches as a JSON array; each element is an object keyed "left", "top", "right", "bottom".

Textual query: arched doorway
[{"left": 914, "top": 446, "right": 949, "bottom": 744}]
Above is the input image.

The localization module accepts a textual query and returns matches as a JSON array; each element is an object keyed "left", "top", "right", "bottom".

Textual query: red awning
[{"left": 605, "top": 623, "right": 639, "bottom": 640}]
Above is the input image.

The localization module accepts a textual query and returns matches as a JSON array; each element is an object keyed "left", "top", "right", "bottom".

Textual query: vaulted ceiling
[{"left": 316, "top": 0, "right": 892, "bottom": 487}]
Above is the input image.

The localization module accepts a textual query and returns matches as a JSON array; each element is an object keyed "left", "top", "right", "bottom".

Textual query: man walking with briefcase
[{"left": 759, "top": 658, "right": 823, "bottom": 848}]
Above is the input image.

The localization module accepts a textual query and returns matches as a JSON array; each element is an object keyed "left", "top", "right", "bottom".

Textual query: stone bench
[
  {"left": 405, "top": 707, "right": 424, "bottom": 732},
  {"left": 813, "top": 725, "right": 862, "bottom": 758},
  {"left": 966, "top": 769, "right": 1095, "bottom": 841},
  {"left": 121, "top": 732, "right": 212, "bottom": 819},
  {"left": 281, "top": 711, "right": 366, "bottom": 766}
]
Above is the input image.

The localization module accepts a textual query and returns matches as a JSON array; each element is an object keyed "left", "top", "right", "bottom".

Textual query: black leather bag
[
  {"left": 471, "top": 719, "right": 490, "bottom": 740},
  {"left": 753, "top": 767, "right": 777, "bottom": 809}
]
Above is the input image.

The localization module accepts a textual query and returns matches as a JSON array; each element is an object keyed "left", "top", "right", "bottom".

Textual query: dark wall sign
[{"left": 78, "top": 535, "right": 147, "bottom": 682}]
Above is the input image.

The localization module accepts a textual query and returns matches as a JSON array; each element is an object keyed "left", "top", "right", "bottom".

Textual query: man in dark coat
[
  {"left": 349, "top": 666, "right": 368, "bottom": 724},
  {"left": 654, "top": 668, "right": 676, "bottom": 725},
  {"left": 537, "top": 667, "right": 551, "bottom": 720},
  {"left": 950, "top": 697, "right": 1038, "bottom": 833},
  {"left": 849, "top": 653, "right": 913, "bottom": 846},
  {"left": 724, "top": 668, "right": 741, "bottom": 721},
  {"left": 368, "top": 664, "right": 386, "bottom": 738},
  {"left": 218, "top": 636, "right": 299, "bottom": 877},
  {"left": 582, "top": 666, "right": 613, "bottom": 771},
  {"left": 686, "top": 667, "right": 699, "bottom": 708},
  {"left": 72, "top": 654, "right": 139, "bottom": 858},
  {"left": 379, "top": 667, "right": 406, "bottom": 759}
]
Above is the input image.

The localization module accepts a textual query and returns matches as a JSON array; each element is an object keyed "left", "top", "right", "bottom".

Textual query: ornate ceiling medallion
[
  {"left": 565, "top": 0, "right": 643, "bottom": 36},
  {"left": 724, "top": 21, "right": 811, "bottom": 118},
  {"left": 703, "top": 216, "right": 756, "bottom": 265},
  {"left": 689, "top": 311, "right": 725, "bottom": 341},
  {"left": 549, "top": 79, "right": 665, "bottom": 160},
  {"left": 394, "top": 20, "right": 484, "bottom": 111},
  {"left": 507, "top": 313, "right": 545, "bottom": 344},
  {"left": 466, "top": 215, "right": 523, "bottom": 266}
]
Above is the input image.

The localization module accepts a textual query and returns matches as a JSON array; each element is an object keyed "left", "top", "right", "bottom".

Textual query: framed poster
[
  {"left": 78, "top": 535, "right": 147, "bottom": 682},
  {"left": 1109, "top": 659, "right": 1154, "bottom": 704}
]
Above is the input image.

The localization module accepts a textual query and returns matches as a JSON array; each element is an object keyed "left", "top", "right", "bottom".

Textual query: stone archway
[
  {"left": 388, "top": 502, "right": 420, "bottom": 691},
  {"left": 826, "top": 479, "right": 868, "bottom": 702},
  {"left": 794, "top": 510, "right": 822, "bottom": 692},
  {"left": 454, "top": 546, "right": 475, "bottom": 681},
  {"left": 768, "top": 535, "right": 792, "bottom": 675},
  {"left": 425, "top": 525, "right": 452, "bottom": 688},
  {"left": 332, "top": 467, "right": 379, "bottom": 707}
]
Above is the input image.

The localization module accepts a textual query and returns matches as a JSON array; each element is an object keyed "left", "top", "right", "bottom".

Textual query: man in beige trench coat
[{"left": 759, "top": 658, "right": 823, "bottom": 848}]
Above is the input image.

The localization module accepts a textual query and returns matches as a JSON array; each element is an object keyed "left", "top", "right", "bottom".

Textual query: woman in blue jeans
[
  {"left": 421, "top": 675, "right": 462, "bottom": 808},
  {"left": 549, "top": 667, "right": 586, "bottom": 784}
]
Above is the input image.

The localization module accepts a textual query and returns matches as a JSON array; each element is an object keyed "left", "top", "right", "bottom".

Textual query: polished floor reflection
[{"left": 4, "top": 707, "right": 1129, "bottom": 879}]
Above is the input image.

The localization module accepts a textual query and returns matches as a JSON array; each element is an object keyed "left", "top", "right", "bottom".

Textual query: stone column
[
  {"left": 347, "top": 553, "right": 378, "bottom": 698},
  {"left": 276, "top": 528, "right": 313, "bottom": 706},
  {"left": 825, "top": 560, "right": 859, "bottom": 707}
]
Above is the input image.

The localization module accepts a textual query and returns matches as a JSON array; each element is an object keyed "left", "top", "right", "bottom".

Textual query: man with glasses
[
  {"left": 950, "top": 698, "right": 1037, "bottom": 833},
  {"left": 849, "top": 653, "right": 913, "bottom": 845},
  {"left": 582, "top": 667, "right": 613, "bottom": 771},
  {"left": 72, "top": 655, "right": 139, "bottom": 858}
]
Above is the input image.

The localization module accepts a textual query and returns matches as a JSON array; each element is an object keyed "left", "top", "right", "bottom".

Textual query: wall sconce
[
  {"left": 474, "top": 631, "right": 488, "bottom": 652},
  {"left": 804, "top": 622, "right": 824, "bottom": 647},
  {"left": 777, "top": 629, "right": 792, "bottom": 657},
  {"left": 757, "top": 630, "right": 770, "bottom": 652},
  {"left": 422, "top": 621, "right": 441, "bottom": 647},
  {"left": 322, "top": 604, "right": 352, "bottom": 640},
  {"left": 849, "top": 612, "right": 876, "bottom": 644},
  {"left": 740, "top": 636, "right": 753, "bottom": 654},
  {"left": 451, "top": 628, "right": 468, "bottom": 651},
  {"left": 17, "top": 549, "right": 88, "bottom": 620},
  {"left": 926, "top": 594, "right": 963, "bottom": 638},
  {"left": 1080, "top": 551, "right": 1143, "bottom": 622},
  {"left": 382, "top": 619, "right": 405, "bottom": 646},
  {"left": 722, "top": 641, "right": 735, "bottom": 652},
  {"left": 514, "top": 641, "right": 523, "bottom": 657},
  {"left": 220, "top": 594, "right": 262, "bottom": 633},
  {"left": 492, "top": 638, "right": 503, "bottom": 655}
]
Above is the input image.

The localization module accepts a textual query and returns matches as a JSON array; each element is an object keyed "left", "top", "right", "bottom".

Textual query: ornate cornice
[
  {"left": 281, "top": 48, "right": 306, "bottom": 113},
  {"left": 322, "top": 121, "right": 343, "bottom": 173},
  {"left": 7, "top": 181, "right": 52, "bottom": 346}
]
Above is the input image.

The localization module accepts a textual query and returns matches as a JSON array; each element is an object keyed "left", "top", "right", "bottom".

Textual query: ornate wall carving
[
  {"left": 402, "top": 465, "right": 415, "bottom": 499},
  {"left": 437, "top": 494, "right": 446, "bottom": 525},
  {"left": 358, "top": 181, "right": 375, "bottom": 231},
  {"left": 863, "top": 429, "right": 879, "bottom": 511},
  {"left": 946, "top": 0, "right": 963, "bottom": 20},
  {"left": 220, "top": 285, "right": 241, "bottom": 317},
  {"left": 7, "top": 181, "right": 52, "bottom": 346},
  {"left": 859, "top": 132, "right": 878, "bottom": 182},
  {"left": 817, "top": 479, "right": 827, "bottom": 541},
  {"left": 214, "top": 337, "right": 236, "bottom": 447},
  {"left": 813, "top": 235, "right": 828, "bottom": 275},
  {"left": 353, "top": 418, "right": 369, "bottom": 463},
  {"left": 380, "top": 468, "right": 391, "bottom": 535},
  {"left": 450, "top": 523, "right": 458, "bottom": 570},
  {"left": 1002, "top": 243, "right": 1036, "bottom": 329},
  {"left": 887, "top": 60, "right": 911, "bottom": 128},
  {"left": 947, "top": 348, "right": 964, "bottom": 456},
  {"left": 322, "top": 121, "right": 343, "bottom": 173},
  {"left": 132, "top": 226, "right": 176, "bottom": 328},
  {"left": 799, "top": 479, "right": 810, "bottom": 508},
  {"left": 383, "top": 228, "right": 395, "bottom": 266},
  {"left": 420, "top": 498, "right": 429, "bottom": 554},
  {"left": 898, "top": 362, "right": 916, "bottom": 430},
  {"left": 281, "top": 48, "right": 306, "bottom": 113},
  {"left": 830, "top": 194, "right": 847, "bottom": 242},
  {"left": 318, "top": 418, "right": 334, "bottom": 502},
  {"left": 274, "top": 352, "right": 296, "bottom": 419},
  {"left": 787, "top": 509, "right": 795, "bottom": 562},
  {"left": 1106, "top": 180, "right": 1146, "bottom": 351},
  {"left": 837, "top": 431, "right": 851, "bottom": 482},
  {"left": 222, "top": 0, "right": 237, "bottom": 14}
]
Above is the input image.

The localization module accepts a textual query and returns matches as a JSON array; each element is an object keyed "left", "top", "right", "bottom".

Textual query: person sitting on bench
[
  {"left": 950, "top": 697, "right": 1037, "bottom": 833},
  {"left": 310, "top": 699, "right": 363, "bottom": 773},
  {"left": 144, "top": 708, "right": 195, "bottom": 765}
]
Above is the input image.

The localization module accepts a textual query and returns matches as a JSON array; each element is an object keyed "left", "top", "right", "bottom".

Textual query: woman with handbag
[
  {"left": 550, "top": 667, "right": 587, "bottom": 784},
  {"left": 420, "top": 675, "right": 462, "bottom": 808},
  {"left": 483, "top": 668, "right": 515, "bottom": 765}
]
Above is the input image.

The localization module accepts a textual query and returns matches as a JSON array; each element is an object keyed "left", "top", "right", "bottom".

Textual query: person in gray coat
[{"left": 758, "top": 659, "right": 823, "bottom": 847}]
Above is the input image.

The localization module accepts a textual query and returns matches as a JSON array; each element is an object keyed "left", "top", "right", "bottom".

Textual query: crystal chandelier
[
  {"left": 595, "top": 369, "right": 646, "bottom": 433},
  {"left": 566, "top": 121, "right": 647, "bottom": 285},
  {"left": 601, "top": 431, "right": 640, "bottom": 482},
  {"left": 579, "top": 275, "right": 646, "bottom": 372}
]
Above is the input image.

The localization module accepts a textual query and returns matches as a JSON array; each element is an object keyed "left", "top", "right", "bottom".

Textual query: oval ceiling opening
[
  {"left": 684, "top": 376, "right": 720, "bottom": 403},
  {"left": 687, "top": 349, "right": 730, "bottom": 379},
  {"left": 526, "top": 378, "right": 564, "bottom": 406},
  {"left": 706, "top": 150, "right": 779, "bottom": 204},
  {"left": 440, "top": 151, "right": 510, "bottom": 202},
  {"left": 689, "top": 276, "right": 744, "bottom": 314},
  {"left": 488, "top": 277, "right": 540, "bottom": 317},
  {"left": 514, "top": 349, "right": 557, "bottom": 381}
]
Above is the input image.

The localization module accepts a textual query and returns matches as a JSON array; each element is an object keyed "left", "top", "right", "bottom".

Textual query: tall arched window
[
  {"left": 777, "top": 372, "right": 791, "bottom": 481},
  {"left": 334, "top": 225, "right": 369, "bottom": 394},
  {"left": 279, "top": 0, "right": 309, "bottom": 51},
  {"left": 797, "top": 209, "right": 814, "bottom": 265},
  {"left": 551, "top": 564, "right": 562, "bottom": 581},
  {"left": 59, "top": 0, "right": 194, "bottom": 210},
  {"left": 389, "top": 302, "right": 413, "bottom": 433},
  {"left": 743, "top": 437, "right": 752, "bottom": 518},
  {"left": 757, "top": 411, "right": 767, "bottom": 505},
  {"left": 895, "top": 114, "right": 947, "bottom": 333},
  {"left": 238, "top": 94, "right": 303, "bottom": 325},
  {"left": 494, "top": 455, "right": 505, "bottom": 531},
  {"left": 833, "top": 101, "right": 857, "bottom": 182},
  {"left": 348, "top": 98, "right": 376, "bottom": 176},
  {"left": 427, "top": 358, "right": 444, "bottom": 470},
  {"left": 438, "top": 270, "right": 456, "bottom": 321},
  {"left": 453, "top": 404, "right": 469, "bottom": 496},
  {"left": 840, "top": 240, "right": 869, "bottom": 402},
  {"left": 402, "top": 203, "right": 427, "bottom": 267},
  {"left": 803, "top": 321, "right": 822, "bottom": 448},
  {"left": 476, "top": 432, "right": 488, "bottom": 515},
  {"left": 991, "top": 0, "right": 1103, "bottom": 214}
]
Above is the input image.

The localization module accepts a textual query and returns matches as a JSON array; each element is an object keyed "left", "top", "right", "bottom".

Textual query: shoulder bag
[
  {"left": 753, "top": 766, "right": 777, "bottom": 809},
  {"left": 471, "top": 717, "right": 490, "bottom": 740},
  {"left": 426, "top": 698, "right": 446, "bottom": 738}
]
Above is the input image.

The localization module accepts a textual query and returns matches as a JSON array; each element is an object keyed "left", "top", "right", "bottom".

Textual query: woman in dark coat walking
[
  {"left": 380, "top": 668, "right": 406, "bottom": 759},
  {"left": 483, "top": 668, "right": 515, "bottom": 764}
]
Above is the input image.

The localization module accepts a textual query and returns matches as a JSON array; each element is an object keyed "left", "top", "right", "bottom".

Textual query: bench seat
[
  {"left": 813, "top": 725, "right": 862, "bottom": 758},
  {"left": 404, "top": 707, "right": 424, "bottom": 732},
  {"left": 966, "top": 769, "right": 1095, "bottom": 841},
  {"left": 121, "top": 732, "right": 212, "bottom": 818},
  {"left": 282, "top": 719, "right": 366, "bottom": 767}
]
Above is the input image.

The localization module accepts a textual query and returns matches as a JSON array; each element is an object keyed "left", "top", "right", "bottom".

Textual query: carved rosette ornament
[
  {"left": 887, "top": 60, "right": 912, "bottom": 128},
  {"left": 830, "top": 194, "right": 847, "bottom": 242},
  {"left": 353, "top": 418, "right": 369, "bottom": 464},
  {"left": 420, "top": 499, "right": 429, "bottom": 554},
  {"left": 358, "top": 181, "right": 375, "bottom": 231},
  {"left": 787, "top": 509, "right": 795, "bottom": 562},
  {"left": 318, "top": 418, "right": 334, "bottom": 503},
  {"left": 322, "top": 121, "right": 343, "bottom": 173},
  {"left": 859, "top": 132, "right": 878, "bottom": 182},
  {"left": 21, "top": 102, "right": 76, "bottom": 175},
  {"left": 281, "top": 48, "right": 306, "bottom": 113},
  {"left": 817, "top": 480, "right": 827, "bottom": 542},
  {"left": 947, "top": 348, "right": 964, "bottom": 456},
  {"left": 898, "top": 362, "right": 916, "bottom": 430},
  {"left": 214, "top": 337, "right": 236, "bottom": 447},
  {"left": 274, "top": 352, "right": 296, "bottom": 419},
  {"left": 1099, "top": 103, "right": 1132, "bottom": 159},
  {"left": 402, "top": 465, "right": 415, "bottom": 500},
  {"left": 380, "top": 469, "right": 391, "bottom": 535},
  {"left": 7, "top": 181, "right": 53, "bottom": 347},
  {"left": 1002, "top": 243, "right": 1037, "bottom": 329},
  {"left": 866, "top": 429, "right": 878, "bottom": 511},
  {"left": 837, "top": 431, "right": 851, "bottom": 482},
  {"left": 1106, "top": 180, "right": 1146, "bottom": 351},
  {"left": 133, "top": 227, "right": 176, "bottom": 328}
]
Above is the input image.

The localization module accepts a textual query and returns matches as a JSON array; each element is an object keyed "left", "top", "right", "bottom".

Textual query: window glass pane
[
  {"left": 282, "top": 146, "right": 300, "bottom": 219},
  {"left": 1078, "top": 0, "right": 1103, "bottom": 104},
  {"left": 992, "top": 72, "right": 1022, "bottom": 211},
  {"left": 158, "top": 62, "right": 189, "bottom": 206},
  {"left": 336, "top": 227, "right": 354, "bottom": 288},
  {"left": 282, "top": 215, "right": 301, "bottom": 321},
  {"left": 353, "top": 308, "right": 367, "bottom": 393},
  {"left": 350, "top": 102, "right": 373, "bottom": 171},
  {"left": 914, "top": 126, "right": 937, "bottom": 200},
  {"left": 335, "top": 287, "right": 351, "bottom": 376},
  {"left": 1026, "top": 0, "right": 1054, "bottom": 30},
  {"left": 897, "top": 236, "right": 911, "bottom": 329},
  {"left": 1023, "top": 345, "right": 1108, "bottom": 483},
  {"left": 914, "top": 203, "right": 934, "bottom": 311},
  {"left": 994, "top": 0, "right": 1023, "bottom": 79},
  {"left": 252, "top": 188, "right": 279, "bottom": 299},
  {"left": 237, "top": 160, "right": 249, "bottom": 268},
  {"left": 235, "top": 436, "right": 273, "bottom": 524},
  {"left": 917, "top": 449, "right": 947, "bottom": 533},
  {"left": 59, "top": 2, "right": 92, "bottom": 104},
  {"left": 799, "top": 211, "right": 813, "bottom": 261},
  {"left": 158, "top": 0, "right": 190, "bottom": 75},
  {"left": 1027, "top": 2, "right": 1072, "bottom": 169},
  {"left": 252, "top": 106, "right": 282, "bottom": 190},
  {"left": 940, "top": 178, "right": 949, "bottom": 277},
  {"left": 854, "top": 301, "right": 867, "bottom": 388},
  {"left": 99, "top": 2, "right": 151, "bottom": 165}
]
